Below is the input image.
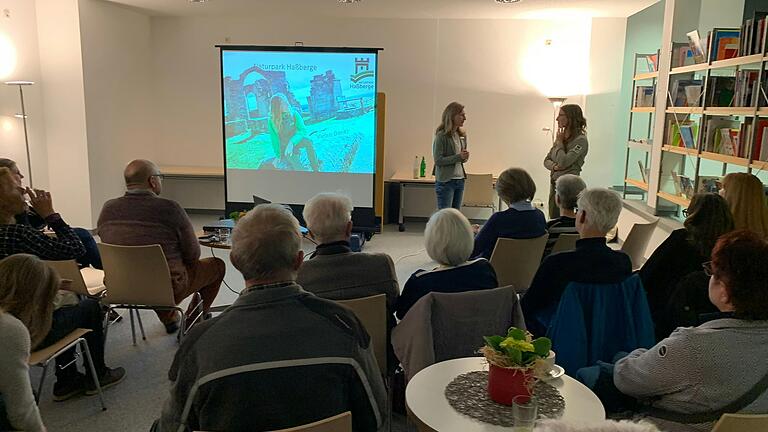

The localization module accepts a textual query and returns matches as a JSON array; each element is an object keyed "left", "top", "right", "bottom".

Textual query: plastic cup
[{"left": 512, "top": 395, "right": 538, "bottom": 432}]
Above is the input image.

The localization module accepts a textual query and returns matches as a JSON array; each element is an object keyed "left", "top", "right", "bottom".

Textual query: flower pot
[{"left": 487, "top": 363, "right": 535, "bottom": 405}]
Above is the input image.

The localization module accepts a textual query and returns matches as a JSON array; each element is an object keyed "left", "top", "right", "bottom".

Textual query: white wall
[
  {"left": 0, "top": 0, "right": 49, "bottom": 188},
  {"left": 149, "top": 14, "right": 627, "bottom": 216},
  {"left": 583, "top": 18, "right": 628, "bottom": 189},
  {"left": 78, "top": 0, "right": 154, "bottom": 223},
  {"left": 36, "top": 0, "right": 93, "bottom": 227}
]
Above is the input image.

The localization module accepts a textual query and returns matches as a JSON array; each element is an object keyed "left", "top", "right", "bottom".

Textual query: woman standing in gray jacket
[
  {"left": 432, "top": 102, "right": 470, "bottom": 210},
  {"left": 544, "top": 104, "right": 588, "bottom": 219}
]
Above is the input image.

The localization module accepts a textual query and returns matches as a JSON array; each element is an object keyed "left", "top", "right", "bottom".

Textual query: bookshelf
[
  {"left": 637, "top": 3, "right": 768, "bottom": 215},
  {"left": 622, "top": 51, "right": 659, "bottom": 200}
]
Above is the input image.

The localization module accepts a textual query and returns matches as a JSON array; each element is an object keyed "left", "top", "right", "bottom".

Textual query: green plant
[{"left": 481, "top": 327, "right": 551, "bottom": 368}]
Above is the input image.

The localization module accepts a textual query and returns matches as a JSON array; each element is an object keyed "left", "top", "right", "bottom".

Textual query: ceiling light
[
  {"left": 189, "top": 0, "right": 207, "bottom": 3},
  {"left": 495, "top": 0, "right": 521, "bottom": 3},
  {"left": 338, "top": 0, "right": 361, "bottom": 3}
]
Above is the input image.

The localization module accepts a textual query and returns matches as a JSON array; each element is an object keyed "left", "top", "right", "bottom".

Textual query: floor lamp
[
  {"left": 547, "top": 97, "right": 566, "bottom": 143},
  {"left": 5, "top": 80, "right": 35, "bottom": 188}
]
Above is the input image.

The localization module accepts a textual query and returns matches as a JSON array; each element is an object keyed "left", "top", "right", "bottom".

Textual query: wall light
[{"left": 0, "top": 34, "right": 16, "bottom": 79}]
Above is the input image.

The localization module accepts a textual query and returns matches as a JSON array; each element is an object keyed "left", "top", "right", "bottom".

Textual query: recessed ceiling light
[
  {"left": 189, "top": 0, "right": 207, "bottom": 3},
  {"left": 495, "top": 0, "right": 521, "bottom": 3},
  {"left": 338, "top": 0, "right": 361, "bottom": 3}
]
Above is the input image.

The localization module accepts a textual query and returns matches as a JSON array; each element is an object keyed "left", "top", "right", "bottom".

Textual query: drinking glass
[
  {"left": 217, "top": 228, "right": 231, "bottom": 243},
  {"left": 512, "top": 395, "right": 538, "bottom": 432}
]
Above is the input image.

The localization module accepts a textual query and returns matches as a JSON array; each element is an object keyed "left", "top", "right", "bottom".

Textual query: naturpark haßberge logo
[{"left": 351, "top": 57, "right": 374, "bottom": 83}]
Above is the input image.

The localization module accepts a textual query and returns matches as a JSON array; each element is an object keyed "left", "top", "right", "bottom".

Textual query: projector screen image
[{"left": 221, "top": 48, "right": 378, "bottom": 207}]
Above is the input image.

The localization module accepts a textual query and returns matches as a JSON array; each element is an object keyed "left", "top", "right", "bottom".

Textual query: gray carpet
[{"left": 34, "top": 217, "right": 434, "bottom": 431}]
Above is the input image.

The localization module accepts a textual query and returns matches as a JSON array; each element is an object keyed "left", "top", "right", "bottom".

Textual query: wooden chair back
[
  {"left": 98, "top": 243, "right": 176, "bottom": 306},
  {"left": 338, "top": 294, "right": 387, "bottom": 376},
  {"left": 490, "top": 235, "right": 549, "bottom": 292}
]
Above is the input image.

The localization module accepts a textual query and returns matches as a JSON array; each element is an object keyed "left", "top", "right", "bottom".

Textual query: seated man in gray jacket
[
  {"left": 298, "top": 193, "right": 399, "bottom": 329},
  {"left": 154, "top": 204, "right": 387, "bottom": 432}
]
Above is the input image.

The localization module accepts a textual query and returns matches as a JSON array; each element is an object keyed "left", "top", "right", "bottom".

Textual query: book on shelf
[
  {"left": 637, "top": 161, "right": 650, "bottom": 184},
  {"left": 706, "top": 76, "right": 736, "bottom": 107},
  {"left": 741, "top": 12, "right": 768, "bottom": 56},
  {"left": 671, "top": 171, "right": 694, "bottom": 199},
  {"left": 733, "top": 70, "right": 760, "bottom": 107},
  {"left": 680, "top": 124, "right": 696, "bottom": 149},
  {"left": 687, "top": 30, "right": 707, "bottom": 63},
  {"left": 670, "top": 78, "right": 703, "bottom": 107},
  {"left": 645, "top": 54, "right": 658, "bottom": 72},
  {"left": 754, "top": 119, "right": 768, "bottom": 161},
  {"left": 704, "top": 117, "right": 740, "bottom": 152},
  {"left": 698, "top": 176, "right": 723, "bottom": 194},
  {"left": 709, "top": 28, "right": 741, "bottom": 62},
  {"left": 672, "top": 42, "right": 695, "bottom": 68},
  {"left": 719, "top": 128, "right": 738, "bottom": 156},
  {"left": 634, "top": 85, "right": 655, "bottom": 107}
]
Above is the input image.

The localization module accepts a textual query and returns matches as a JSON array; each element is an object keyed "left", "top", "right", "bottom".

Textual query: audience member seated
[
  {"left": 297, "top": 192, "right": 399, "bottom": 368},
  {"left": 471, "top": 167, "right": 547, "bottom": 259},
  {"left": 614, "top": 230, "right": 768, "bottom": 432},
  {"left": 0, "top": 158, "right": 102, "bottom": 269},
  {"left": 0, "top": 168, "right": 123, "bottom": 400},
  {"left": 640, "top": 193, "right": 734, "bottom": 339},
  {"left": 97, "top": 160, "right": 225, "bottom": 334},
  {"left": 543, "top": 174, "right": 586, "bottom": 258},
  {"left": 0, "top": 254, "right": 58, "bottom": 432},
  {"left": 721, "top": 172, "right": 768, "bottom": 238},
  {"left": 396, "top": 208, "right": 497, "bottom": 320},
  {"left": 521, "top": 188, "right": 632, "bottom": 335},
  {"left": 153, "top": 204, "right": 387, "bottom": 432}
]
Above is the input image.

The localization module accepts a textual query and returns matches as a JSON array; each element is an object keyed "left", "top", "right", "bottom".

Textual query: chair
[
  {"left": 337, "top": 294, "right": 387, "bottom": 376},
  {"left": 546, "top": 274, "right": 655, "bottom": 375},
  {"left": 44, "top": 259, "right": 106, "bottom": 297},
  {"left": 29, "top": 328, "right": 106, "bottom": 410},
  {"left": 550, "top": 233, "right": 580, "bottom": 254},
  {"left": 461, "top": 173, "right": 496, "bottom": 216},
  {"left": 270, "top": 411, "right": 352, "bottom": 432},
  {"left": 489, "top": 235, "right": 549, "bottom": 292},
  {"left": 392, "top": 286, "right": 524, "bottom": 381},
  {"left": 619, "top": 219, "right": 659, "bottom": 270},
  {"left": 712, "top": 413, "right": 768, "bottom": 432},
  {"left": 98, "top": 243, "right": 202, "bottom": 344}
]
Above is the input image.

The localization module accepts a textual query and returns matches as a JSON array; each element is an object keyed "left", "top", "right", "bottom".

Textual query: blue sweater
[
  {"left": 395, "top": 259, "right": 498, "bottom": 319},
  {"left": 471, "top": 206, "right": 547, "bottom": 259}
]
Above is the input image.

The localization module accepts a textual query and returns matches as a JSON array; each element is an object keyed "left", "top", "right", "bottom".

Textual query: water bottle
[
  {"left": 420, "top": 156, "right": 426, "bottom": 178},
  {"left": 413, "top": 156, "right": 420, "bottom": 179}
]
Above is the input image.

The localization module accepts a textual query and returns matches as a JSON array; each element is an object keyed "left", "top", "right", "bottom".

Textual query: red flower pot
[{"left": 487, "top": 363, "right": 535, "bottom": 405}]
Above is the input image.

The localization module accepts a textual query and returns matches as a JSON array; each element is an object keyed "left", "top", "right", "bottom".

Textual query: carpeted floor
[{"left": 34, "top": 216, "right": 434, "bottom": 432}]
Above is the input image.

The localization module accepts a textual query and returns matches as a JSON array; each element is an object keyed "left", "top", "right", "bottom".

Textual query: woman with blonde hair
[
  {"left": 395, "top": 208, "right": 497, "bottom": 319},
  {"left": 544, "top": 104, "right": 588, "bottom": 219},
  {"left": 268, "top": 93, "right": 320, "bottom": 171},
  {"left": 721, "top": 172, "right": 768, "bottom": 237},
  {"left": 0, "top": 254, "right": 59, "bottom": 431},
  {"left": 432, "top": 102, "right": 470, "bottom": 210}
]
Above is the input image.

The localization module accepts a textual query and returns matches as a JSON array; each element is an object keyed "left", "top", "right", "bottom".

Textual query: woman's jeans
[{"left": 435, "top": 178, "right": 465, "bottom": 210}]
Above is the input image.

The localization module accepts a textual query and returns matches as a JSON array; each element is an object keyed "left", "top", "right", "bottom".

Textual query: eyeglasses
[
  {"left": 702, "top": 261, "right": 713, "bottom": 277},
  {"left": 682, "top": 208, "right": 689, "bottom": 217}
]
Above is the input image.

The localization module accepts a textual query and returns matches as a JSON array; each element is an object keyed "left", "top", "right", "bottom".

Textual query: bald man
[{"left": 97, "top": 160, "right": 225, "bottom": 333}]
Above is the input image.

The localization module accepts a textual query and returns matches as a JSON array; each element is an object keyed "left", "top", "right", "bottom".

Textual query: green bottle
[{"left": 420, "top": 156, "right": 426, "bottom": 178}]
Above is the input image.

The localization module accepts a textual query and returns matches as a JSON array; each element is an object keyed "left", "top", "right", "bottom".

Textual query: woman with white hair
[
  {"left": 394, "top": 208, "right": 498, "bottom": 319},
  {"left": 543, "top": 174, "right": 587, "bottom": 258}
]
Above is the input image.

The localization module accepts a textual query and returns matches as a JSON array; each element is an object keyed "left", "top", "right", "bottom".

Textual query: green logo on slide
[{"left": 351, "top": 58, "right": 374, "bottom": 83}]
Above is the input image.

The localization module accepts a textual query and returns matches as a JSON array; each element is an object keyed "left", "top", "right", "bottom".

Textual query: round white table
[{"left": 406, "top": 357, "right": 606, "bottom": 431}]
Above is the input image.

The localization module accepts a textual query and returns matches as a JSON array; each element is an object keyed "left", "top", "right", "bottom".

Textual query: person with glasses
[
  {"left": 614, "top": 230, "right": 768, "bottom": 431},
  {"left": 97, "top": 160, "right": 225, "bottom": 334},
  {"left": 639, "top": 193, "right": 734, "bottom": 339}
]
